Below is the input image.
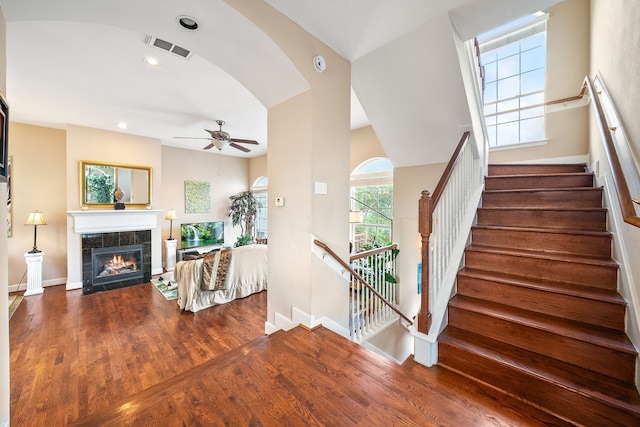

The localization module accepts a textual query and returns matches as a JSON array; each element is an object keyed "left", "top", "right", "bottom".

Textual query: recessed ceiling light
[
  {"left": 144, "top": 57, "right": 159, "bottom": 66},
  {"left": 117, "top": 122, "right": 128, "bottom": 129},
  {"left": 177, "top": 15, "right": 199, "bottom": 31}
]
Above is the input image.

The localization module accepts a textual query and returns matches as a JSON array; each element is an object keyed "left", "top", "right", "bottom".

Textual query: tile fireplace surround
[
  {"left": 67, "top": 210, "right": 163, "bottom": 291},
  {"left": 82, "top": 231, "right": 150, "bottom": 294}
]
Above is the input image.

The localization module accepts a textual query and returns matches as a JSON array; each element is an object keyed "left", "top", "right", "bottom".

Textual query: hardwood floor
[{"left": 10, "top": 283, "right": 569, "bottom": 426}]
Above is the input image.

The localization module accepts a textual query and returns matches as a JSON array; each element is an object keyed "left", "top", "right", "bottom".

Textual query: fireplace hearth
[{"left": 82, "top": 230, "right": 151, "bottom": 294}]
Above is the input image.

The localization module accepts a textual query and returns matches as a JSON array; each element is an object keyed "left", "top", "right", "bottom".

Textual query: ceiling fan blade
[
  {"left": 203, "top": 143, "right": 215, "bottom": 150},
  {"left": 174, "top": 136, "right": 214, "bottom": 140},
  {"left": 230, "top": 142, "right": 251, "bottom": 153},
  {"left": 230, "top": 138, "right": 259, "bottom": 145}
]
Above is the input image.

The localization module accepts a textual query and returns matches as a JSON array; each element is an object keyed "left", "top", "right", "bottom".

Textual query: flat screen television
[{"left": 180, "top": 221, "right": 224, "bottom": 249}]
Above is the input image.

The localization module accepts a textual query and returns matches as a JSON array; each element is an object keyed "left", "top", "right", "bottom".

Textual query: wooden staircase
[{"left": 438, "top": 163, "right": 640, "bottom": 426}]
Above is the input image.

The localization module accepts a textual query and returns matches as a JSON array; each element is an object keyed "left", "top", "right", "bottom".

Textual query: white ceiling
[{"left": 0, "top": 0, "right": 563, "bottom": 165}]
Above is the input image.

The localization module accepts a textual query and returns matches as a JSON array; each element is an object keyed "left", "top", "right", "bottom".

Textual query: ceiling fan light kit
[{"left": 175, "top": 120, "right": 259, "bottom": 153}]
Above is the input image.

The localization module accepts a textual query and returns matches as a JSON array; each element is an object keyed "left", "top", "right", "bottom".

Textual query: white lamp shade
[
  {"left": 349, "top": 210, "right": 363, "bottom": 223},
  {"left": 212, "top": 139, "right": 229, "bottom": 150},
  {"left": 25, "top": 211, "right": 47, "bottom": 226},
  {"left": 165, "top": 209, "right": 177, "bottom": 220}
]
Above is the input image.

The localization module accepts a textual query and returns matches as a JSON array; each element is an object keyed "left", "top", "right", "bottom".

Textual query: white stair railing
[
  {"left": 412, "top": 31, "right": 490, "bottom": 367},
  {"left": 414, "top": 132, "right": 485, "bottom": 366},
  {"left": 313, "top": 240, "right": 413, "bottom": 343},
  {"left": 349, "top": 245, "right": 399, "bottom": 342}
]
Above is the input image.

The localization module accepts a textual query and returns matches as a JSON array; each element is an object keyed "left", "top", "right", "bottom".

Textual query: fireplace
[
  {"left": 92, "top": 244, "right": 144, "bottom": 285},
  {"left": 81, "top": 230, "right": 151, "bottom": 294}
]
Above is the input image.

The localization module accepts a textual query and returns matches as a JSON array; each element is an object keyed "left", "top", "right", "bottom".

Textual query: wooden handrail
[
  {"left": 349, "top": 243, "right": 398, "bottom": 263},
  {"left": 545, "top": 80, "right": 587, "bottom": 106},
  {"left": 431, "top": 132, "right": 471, "bottom": 208},
  {"left": 313, "top": 239, "right": 413, "bottom": 326},
  {"left": 585, "top": 76, "right": 640, "bottom": 227},
  {"left": 485, "top": 81, "right": 587, "bottom": 119},
  {"left": 417, "top": 131, "right": 471, "bottom": 334}
]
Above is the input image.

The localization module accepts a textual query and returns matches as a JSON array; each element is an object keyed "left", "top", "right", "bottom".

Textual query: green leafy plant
[
  {"left": 229, "top": 190, "right": 260, "bottom": 246},
  {"left": 234, "top": 234, "right": 254, "bottom": 247},
  {"left": 86, "top": 175, "right": 115, "bottom": 203},
  {"left": 356, "top": 242, "right": 399, "bottom": 285}
]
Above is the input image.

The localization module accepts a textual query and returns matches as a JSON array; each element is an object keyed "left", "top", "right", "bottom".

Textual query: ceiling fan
[{"left": 175, "top": 120, "right": 259, "bottom": 152}]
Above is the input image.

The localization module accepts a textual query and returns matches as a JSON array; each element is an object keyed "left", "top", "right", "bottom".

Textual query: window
[
  {"left": 251, "top": 176, "right": 268, "bottom": 241},
  {"left": 479, "top": 13, "right": 547, "bottom": 148},
  {"left": 350, "top": 158, "right": 393, "bottom": 252}
]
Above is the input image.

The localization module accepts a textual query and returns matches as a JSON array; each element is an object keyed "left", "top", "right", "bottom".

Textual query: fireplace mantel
[
  {"left": 66, "top": 209, "right": 163, "bottom": 290},
  {"left": 68, "top": 209, "right": 161, "bottom": 233}
]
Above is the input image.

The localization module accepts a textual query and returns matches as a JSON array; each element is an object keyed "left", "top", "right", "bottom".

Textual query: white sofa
[{"left": 175, "top": 244, "right": 267, "bottom": 312}]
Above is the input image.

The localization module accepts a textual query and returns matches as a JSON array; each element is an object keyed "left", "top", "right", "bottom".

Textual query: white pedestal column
[
  {"left": 164, "top": 239, "right": 177, "bottom": 272},
  {"left": 24, "top": 252, "right": 45, "bottom": 296}
]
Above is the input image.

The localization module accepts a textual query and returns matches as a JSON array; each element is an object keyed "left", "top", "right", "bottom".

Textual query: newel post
[{"left": 417, "top": 190, "right": 432, "bottom": 334}]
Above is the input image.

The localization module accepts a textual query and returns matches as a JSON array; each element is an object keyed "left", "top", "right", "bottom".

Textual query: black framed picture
[{"left": 0, "top": 93, "right": 8, "bottom": 182}]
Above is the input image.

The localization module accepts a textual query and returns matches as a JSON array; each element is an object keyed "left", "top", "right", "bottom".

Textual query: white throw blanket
[{"left": 175, "top": 244, "right": 267, "bottom": 312}]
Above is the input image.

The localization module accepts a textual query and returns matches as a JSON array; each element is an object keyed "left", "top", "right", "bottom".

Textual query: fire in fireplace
[{"left": 92, "top": 244, "right": 144, "bottom": 286}]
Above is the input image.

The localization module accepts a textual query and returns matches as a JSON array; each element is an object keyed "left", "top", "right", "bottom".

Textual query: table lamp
[
  {"left": 165, "top": 209, "right": 177, "bottom": 240},
  {"left": 25, "top": 210, "right": 47, "bottom": 253}
]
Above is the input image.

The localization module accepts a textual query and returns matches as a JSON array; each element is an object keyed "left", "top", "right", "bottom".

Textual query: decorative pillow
[{"left": 200, "top": 248, "right": 232, "bottom": 291}]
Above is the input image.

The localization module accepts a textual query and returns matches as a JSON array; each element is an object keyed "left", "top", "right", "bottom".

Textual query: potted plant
[{"left": 228, "top": 190, "right": 260, "bottom": 247}]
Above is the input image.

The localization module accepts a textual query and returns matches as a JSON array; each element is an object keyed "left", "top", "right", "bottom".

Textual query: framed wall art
[
  {"left": 0, "top": 93, "right": 8, "bottom": 182},
  {"left": 184, "top": 180, "right": 210, "bottom": 213},
  {"left": 6, "top": 155, "right": 11, "bottom": 237}
]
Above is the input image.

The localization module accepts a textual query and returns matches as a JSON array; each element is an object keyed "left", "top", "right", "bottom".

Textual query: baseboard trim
[{"left": 9, "top": 278, "right": 67, "bottom": 293}]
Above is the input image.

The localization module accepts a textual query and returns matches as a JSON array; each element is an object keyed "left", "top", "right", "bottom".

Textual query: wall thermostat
[{"left": 313, "top": 55, "right": 326, "bottom": 73}]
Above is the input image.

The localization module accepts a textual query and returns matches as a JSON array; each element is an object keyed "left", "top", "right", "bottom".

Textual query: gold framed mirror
[{"left": 80, "top": 160, "right": 152, "bottom": 209}]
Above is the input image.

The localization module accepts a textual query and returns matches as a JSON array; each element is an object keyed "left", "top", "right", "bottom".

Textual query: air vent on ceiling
[{"left": 145, "top": 36, "right": 192, "bottom": 60}]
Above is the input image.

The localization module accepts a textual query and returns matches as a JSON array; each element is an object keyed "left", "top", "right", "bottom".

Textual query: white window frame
[
  {"left": 251, "top": 177, "right": 268, "bottom": 241},
  {"left": 479, "top": 13, "right": 549, "bottom": 149},
  {"left": 350, "top": 158, "right": 394, "bottom": 251}
]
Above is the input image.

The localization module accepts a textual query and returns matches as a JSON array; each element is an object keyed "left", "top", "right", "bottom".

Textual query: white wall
[
  {"left": 7, "top": 124, "right": 66, "bottom": 289},
  {"left": 0, "top": 4, "right": 9, "bottom": 425},
  {"left": 160, "top": 145, "right": 250, "bottom": 249},
  {"left": 228, "top": 0, "right": 352, "bottom": 333},
  {"left": 589, "top": 0, "right": 640, "bottom": 378},
  {"left": 590, "top": 0, "right": 640, "bottom": 160}
]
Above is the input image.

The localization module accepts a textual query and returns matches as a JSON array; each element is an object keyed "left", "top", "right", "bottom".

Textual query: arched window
[
  {"left": 252, "top": 176, "right": 268, "bottom": 243},
  {"left": 350, "top": 158, "right": 393, "bottom": 252}
]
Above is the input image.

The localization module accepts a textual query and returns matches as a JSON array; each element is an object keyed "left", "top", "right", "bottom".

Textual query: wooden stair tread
[
  {"left": 486, "top": 171, "right": 592, "bottom": 178},
  {"left": 450, "top": 295, "right": 636, "bottom": 355},
  {"left": 483, "top": 186, "right": 603, "bottom": 195},
  {"left": 478, "top": 206, "right": 607, "bottom": 213},
  {"left": 472, "top": 224, "right": 612, "bottom": 238},
  {"left": 466, "top": 244, "right": 619, "bottom": 268},
  {"left": 458, "top": 267, "right": 625, "bottom": 305},
  {"left": 484, "top": 173, "right": 594, "bottom": 190},
  {"left": 481, "top": 187, "right": 604, "bottom": 208},
  {"left": 488, "top": 163, "right": 587, "bottom": 175},
  {"left": 440, "top": 327, "right": 640, "bottom": 410}
]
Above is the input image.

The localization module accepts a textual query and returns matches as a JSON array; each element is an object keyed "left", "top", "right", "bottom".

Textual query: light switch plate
[{"left": 314, "top": 181, "right": 328, "bottom": 194}]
